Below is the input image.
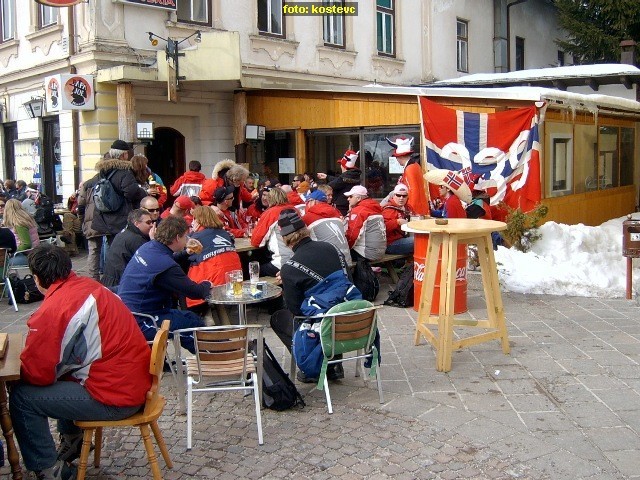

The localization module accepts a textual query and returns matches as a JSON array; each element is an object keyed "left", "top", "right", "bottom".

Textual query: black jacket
[
  {"left": 91, "top": 157, "right": 147, "bottom": 236},
  {"left": 101, "top": 222, "right": 150, "bottom": 288},
  {"left": 280, "top": 237, "right": 347, "bottom": 315},
  {"left": 328, "top": 168, "right": 362, "bottom": 216}
]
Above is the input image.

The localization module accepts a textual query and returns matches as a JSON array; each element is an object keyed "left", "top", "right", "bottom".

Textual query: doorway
[
  {"left": 145, "top": 127, "right": 185, "bottom": 193},
  {"left": 42, "top": 117, "right": 61, "bottom": 202}
]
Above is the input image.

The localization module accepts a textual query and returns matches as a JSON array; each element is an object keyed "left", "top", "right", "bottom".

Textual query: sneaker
[
  {"left": 34, "top": 460, "right": 77, "bottom": 480},
  {"left": 57, "top": 433, "right": 84, "bottom": 463},
  {"left": 296, "top": 370, "right": 318, "bottom": 384},
  {"left": 327, "top": 363, "right": 345, "bottom": 381}
]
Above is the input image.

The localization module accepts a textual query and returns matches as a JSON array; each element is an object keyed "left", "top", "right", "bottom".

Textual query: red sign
[{"left": 35, "top": 0, "right": 85, "bottom": 6}]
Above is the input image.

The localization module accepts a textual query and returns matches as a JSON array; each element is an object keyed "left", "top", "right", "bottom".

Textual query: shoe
[
  {"left": 57, "top": 433, "right": 84, "bottom": 463},
  {"left": 34, "top": 460, "right": 77, "bottom": 480},
  {"left": 327, "top": 363, "right": 344, "bottom": 381},
  {"left": 296, "top": 370, "right": 318, "bottom": 384},
  {"left": 59, "top": 235, "right": 72, "bottom": 244}
]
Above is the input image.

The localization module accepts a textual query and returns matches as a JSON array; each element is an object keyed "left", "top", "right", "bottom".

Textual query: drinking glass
[
  {"left": 231, "top": 270, "right": 243, "bottom": 297},
  {"left": 225, "top": 271, "right": 235, "bottom": 296},
  {"left": 249, "top": 261, "right": 260, "bottom": 285}
]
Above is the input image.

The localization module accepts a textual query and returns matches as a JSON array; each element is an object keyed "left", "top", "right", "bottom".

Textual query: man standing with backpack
[{"left": 91, "top": 140, "right": 147, "bottom": 247}]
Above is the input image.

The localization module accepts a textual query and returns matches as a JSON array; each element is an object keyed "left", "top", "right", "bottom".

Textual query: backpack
[
  {"left": 33, "top": 194, "right": 62, "bottom": 231},
  {"left": 93, "top": 170, "right": 124, "bottom": 213},
  {"left": 258, "top": 339, "right": 305, "bottom": 411},
  {"left": 8, "top": 274, "right": 44, "bottom": 304},
  {"left": 352, "top": 257, "right": 380, "bottom": 302},
  {"left": 384, "top": 264, "right": 414, "bottom": 308}
]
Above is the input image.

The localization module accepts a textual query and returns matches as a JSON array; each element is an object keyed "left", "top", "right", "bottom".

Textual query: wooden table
[
  {"left": 0, "top": 333, "right": 23, "bottom": 479},
  {"left": 409, "top": 219, "right": 510, "bottom": 372},
  {"left": 235, "top": 237, "right": 259, "bottom": 253}
]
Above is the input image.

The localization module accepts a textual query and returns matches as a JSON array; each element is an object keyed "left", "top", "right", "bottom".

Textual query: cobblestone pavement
[{"left": 1, "top": 251, "right": 639, "bottom": 479}]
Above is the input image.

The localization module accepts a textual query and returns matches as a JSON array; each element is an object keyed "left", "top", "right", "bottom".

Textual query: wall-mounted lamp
[
  {"left": 146, "top": 30, "right": 201, "bottom": 89},
  {"left": 137, "top": 121, "right": 155, "bottom": 141},
  {"left": 23, "top": 97, "right": 45, "bottom": 119}
]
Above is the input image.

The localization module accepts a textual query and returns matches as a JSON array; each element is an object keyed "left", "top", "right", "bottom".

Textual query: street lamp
[
  {"left": 147, "top": 30, "right": 201, "bottom": 89},
  {"left": 23, "top": 97, "right": 45, "bottom": 119}
]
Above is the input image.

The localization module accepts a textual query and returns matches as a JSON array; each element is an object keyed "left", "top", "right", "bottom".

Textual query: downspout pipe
[
  {"left": 68, "top": 5, "right": 81, "bottom": 191},
  {"left": 506, "top": 0, "right": 528, "bottom": 71}
]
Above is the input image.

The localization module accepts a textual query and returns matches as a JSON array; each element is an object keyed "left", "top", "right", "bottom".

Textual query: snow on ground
[{"left": 495, "top": 215, "right": 640, "bottom": 299}]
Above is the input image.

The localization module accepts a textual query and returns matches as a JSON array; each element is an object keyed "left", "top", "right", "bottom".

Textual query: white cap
[{"left": 344, "top": 185, "right": 368, "bottom": 197}]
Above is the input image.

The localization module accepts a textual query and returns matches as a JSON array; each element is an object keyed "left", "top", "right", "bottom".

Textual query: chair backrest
[
  {"left": 352, "top": 215, "right": 387, "bottom": 262},
  {"left": 143, "top": 319, "right": 170, "bottom": 416},
  {"left": 320, "top": 300, "right": 378, "bottom": 359},
  {"left": 193, "top": 327, "right": 250, "bottom": 380},
  {"left": 308, "top": 218, "right": 352, "bottom": 264}
]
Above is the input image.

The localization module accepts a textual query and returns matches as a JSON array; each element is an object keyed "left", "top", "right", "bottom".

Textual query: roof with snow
[{"left": 426, "top": 64, "right": 640, "bottom": 91}]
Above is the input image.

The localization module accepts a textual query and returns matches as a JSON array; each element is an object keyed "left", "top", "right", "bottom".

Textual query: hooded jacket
[
  {"left": 382, "top": 200, "right": 410, "bottom": 245},
  {"left": 169, "top": 170, "right": 206, "bottom": 196},
  {"left": 345, "top": 197, "right": 383, "bottom": 248},
  {"left": 91, "top": 157, "right": 147, "bottom": 236},
  {"left": 200, "top": 160, "right": 253, "bottom": 208},
  {"left": 328, "top": 168, "right": 362, "bottom": 216},
  {"left": 302, "top": 201, "right": 342, "bottom": 226},
  {"left": 101, "top": 221, "right": 150, "bottom": 288}
]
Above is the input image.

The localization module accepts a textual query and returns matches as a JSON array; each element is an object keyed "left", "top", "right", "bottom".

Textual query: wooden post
[
  {"left": 627, "top": 257, "right": 633, "bottom": 300},
  {"left": 234, "top": 92, "right": 247, "bottom": 164},
  {"left": 116, "top": 82, "right": 136, "bottom": 142}
]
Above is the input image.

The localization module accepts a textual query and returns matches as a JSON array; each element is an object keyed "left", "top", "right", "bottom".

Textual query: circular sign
[
  {"left": 64, "top": 76, "right": 92, "bottom": 107},
  {"left": 35, "top": 0, "right": 85, "bottom": 6}
]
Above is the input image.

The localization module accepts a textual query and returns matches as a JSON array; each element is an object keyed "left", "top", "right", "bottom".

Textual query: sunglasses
[
  {"left": 145, "top": 208, "right": 160, "bottom": 212},
  {"left": 395, "top": 194, "right": 408, "bottom": 198}
]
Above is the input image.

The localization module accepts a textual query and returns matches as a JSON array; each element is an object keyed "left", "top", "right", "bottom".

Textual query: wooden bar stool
[{"left": 409, "top": 219, "right": 510, "bottom": 372}]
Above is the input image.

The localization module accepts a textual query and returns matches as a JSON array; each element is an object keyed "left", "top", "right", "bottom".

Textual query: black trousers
[{"left": 270, "top": 309, "right": 295, "bottom": 353}]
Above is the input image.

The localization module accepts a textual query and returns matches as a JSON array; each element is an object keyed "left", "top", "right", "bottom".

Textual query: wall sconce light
[
  {"left": 147, "top": 30, "right": 202, "bottom": 88},
  {"left": 136, "top": 121, "right": 155, "bottom": 141},
  {"left": 23, "top": 97, "right": 45, "bottom": 119}
]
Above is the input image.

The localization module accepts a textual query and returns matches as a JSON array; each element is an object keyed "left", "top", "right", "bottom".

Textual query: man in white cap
[
  {"left": 316, "top": 149, "right": 362, "bottom": 216},
  {"left": 387, "top": 136, "right": 429, "bottom": 216},
  {"left": 344, "top": 185, "right": 383, "bottom": 252},
  {"left": 382, "top": 183, "right": 414, "bottom": 255}
]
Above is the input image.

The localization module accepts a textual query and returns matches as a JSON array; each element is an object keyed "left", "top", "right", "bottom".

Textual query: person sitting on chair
[
  {"left": 9, "top": 244, "right": 151, "bottom": 480},
  {"left": 271, "top": 209, "right": 361, "bottom": 383}
]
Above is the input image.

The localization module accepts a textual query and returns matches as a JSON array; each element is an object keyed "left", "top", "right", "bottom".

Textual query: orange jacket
[{"left": 400, "top": 162, "right": 429, "bottom": 216}]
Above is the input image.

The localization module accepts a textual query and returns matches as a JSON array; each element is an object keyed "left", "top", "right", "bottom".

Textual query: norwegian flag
[
  {"left": 444, "top": 171, "right": 463, "bottom": 190},
  {"left": 419, "top": 97, "right": 542, "bottom": 216}
]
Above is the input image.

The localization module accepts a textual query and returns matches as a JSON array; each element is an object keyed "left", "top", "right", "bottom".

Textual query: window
[
  {"left": 258, "top": 0, "right": 284, "bottom": 37},
  {"left": 323, "top": 0, "right": 344, "bottom": 47},
  {"left": 515, "top": 36, "right": 525, "bottom": 71},
  {"left": 177, "top": 0, "right": 210, "bottom": 25},
  {"left": 596, "top": 126, "right": 635, "bottom": 190},
  {"left": 376, "top": 0, "right": 394, "bottom": 56},
  {"left": 1, "top": 0, "right": 14, "bottom": 42},
  {"left": 550, "top": 135, "right": 573, "bottom": 196},
  {"left": 456, "top": 19, "right": 468, "bottom": 72},
  {"left": 557, "top": 50, "right": 565, "bottom": 67},
  {"left": 39, "top": 4, "right": 56, "bottom": 28}
]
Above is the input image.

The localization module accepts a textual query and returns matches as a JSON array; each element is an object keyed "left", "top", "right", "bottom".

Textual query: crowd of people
[{"left": 4, "top": 135, "right": 498, "bottom": 479}]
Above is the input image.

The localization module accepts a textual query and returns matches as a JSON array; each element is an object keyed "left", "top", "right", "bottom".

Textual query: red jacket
[
  {"left": 21, "top": 272, "right": 151, "bottom": 407},
  {"left": 219, "top": 208, "right": 248, "bottom": 238},
  {"left": 169, "top": 171, "right": 206, "bottom": 196},
  {"left": 443, "top": 194, "right": 467, "bottom": 219},
  {"left": 251, "top": 203, "right": 296, "bottom": 247},
  {"left": 246, "top": 202, "right": 267, "bottom": 223},
  {"left": 346, "top": 198, "right": 383, "bottom": 248},
  {"left": 287, "top": 191, "right": 304, "bottom": 205},
  {"left": 382, "top": 200, "right": 410, "bottom": 245},
  {"left": 400, "top": 162, "right": 429, "bottom": 216},
  {"left": 302, "top": 201, "right": 341, "bottom": 226},
  {"left": 200, "top": 179, "right": 254, "bottom": 207}
]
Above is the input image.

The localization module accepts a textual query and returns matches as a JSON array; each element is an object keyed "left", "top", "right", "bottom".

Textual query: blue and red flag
[{"left": 419, "top": 97, "right": 542, "bottom": 216}]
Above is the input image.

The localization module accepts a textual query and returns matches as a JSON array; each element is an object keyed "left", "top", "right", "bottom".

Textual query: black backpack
[
  {"left": 384, "top": 265, "right": 414, "bottom": 308},
  {"left": 352, "top": 257, "right": 380, "bottom": 302},
  {"left": 8, "top": 274, "right": 44, "bottom": 304},
  {"left": 93, "top": 170, "right": 124, "bottom": 213},
  {"left": 258, "top": 340, "right": 305, "bottom": 411}
]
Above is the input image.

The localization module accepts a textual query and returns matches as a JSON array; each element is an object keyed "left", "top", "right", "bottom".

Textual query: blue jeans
[
  {"left": 9, "top": 381, "right": 141, "bottom": 472},
  {"left": 386, "top": 237, "right": 414, "bottom": 255},
  {"left": 8, "top": 253, "right": 28, "bottom": 267},
  {"left": 138, "top": 309, "right": 204, "bottom": 354}
]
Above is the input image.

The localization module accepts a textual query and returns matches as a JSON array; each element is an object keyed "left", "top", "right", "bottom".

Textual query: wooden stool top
[{"left": 407, "top": 218, "right": 506, "bottom": 235}]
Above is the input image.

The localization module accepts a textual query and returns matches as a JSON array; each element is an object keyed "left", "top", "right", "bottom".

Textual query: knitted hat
[
  {"left": 278, "top": 209, "right": 305, "bottom": 236},
  {"left": 174, "top": 195, "right": 196, "bottom": 210},
  {"left": 306, "top": 190, "right": 327, "bottom": 203}
]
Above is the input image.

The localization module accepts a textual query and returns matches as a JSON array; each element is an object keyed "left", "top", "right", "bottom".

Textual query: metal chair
[
  {"left": 172, "top": 325, "right": 264, "bottom": 450},
  {"left": 0, "top": 248, "right": 18, "bottom": 312},
  {"left": 75, "top": 320, "right": 174, "bottom": 480}
]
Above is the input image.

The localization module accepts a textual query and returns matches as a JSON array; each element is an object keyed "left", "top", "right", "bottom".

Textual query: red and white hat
[
  {"left": 338, "top": 150, "right": 359, "bottom": 169},
  {"left": 393, "top": 183, "right": 409, "bottom": 196},
  {"left": 424, "top": 169, "right": 472, "bottom": 204},
  {"left": 386, "top": 136, "right": 414, "bottom": 157}
]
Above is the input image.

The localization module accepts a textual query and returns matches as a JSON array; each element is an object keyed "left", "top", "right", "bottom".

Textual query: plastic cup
[{"left": 249, "top": 261, "right": 260, "bottom": 284}]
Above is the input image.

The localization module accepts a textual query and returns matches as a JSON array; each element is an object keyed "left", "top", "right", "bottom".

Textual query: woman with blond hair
[
  {"left": 4, "top": 198, "right": 40, "bottom": 265},
  {"left": 186, "top": 206, "right": 241, "bottom": 320}
]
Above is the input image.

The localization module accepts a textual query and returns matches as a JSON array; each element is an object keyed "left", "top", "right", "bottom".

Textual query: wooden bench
[{"left": 370, "top": 253, "right": 412, "bottom": 283}]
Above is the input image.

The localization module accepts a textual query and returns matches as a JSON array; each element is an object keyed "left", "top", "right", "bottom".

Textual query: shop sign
[
  {"left": 35, "top": 0, "right": 85, "bottom": 6},
  {"left": 119, "top": 0, "right": 177, "bottom": 11},
  {"left": 44, "top": 74, "right": 95, "bottom": 111}
]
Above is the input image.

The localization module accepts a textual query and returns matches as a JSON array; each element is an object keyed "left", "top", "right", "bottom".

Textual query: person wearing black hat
[{"left": 270, "top": 209, "right": 360, "bottom": 382}]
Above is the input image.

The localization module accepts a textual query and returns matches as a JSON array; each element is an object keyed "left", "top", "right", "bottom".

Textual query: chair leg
[
  {"left": 150, "top": 420, "right": 174, "bottom": 469},
  {"left": 4, "top": 280, "right": 18, "bottom": 312},
  {"left": 375, "top": 359, "right": 384, "bottom": 405},
  {"left": 140, "top": 423, "right": 163, "bottom": 480},
  {"left": 355, "top": 349, "right": 362, "bottom": 378},
  {"left": 251, "top": 372, "right": 264, "bottom": 445},
  {"left": 94, "top": 427, "right": 103, "bottom": 467},
  {"left": 324, "top": 375, "right": 333, "bottom": 414},
  {"left": 77, "top": 428, "right": 94, "bottom": 480},
  {"left": 187, "top": 378, "right": 193, "bottom": 450}
]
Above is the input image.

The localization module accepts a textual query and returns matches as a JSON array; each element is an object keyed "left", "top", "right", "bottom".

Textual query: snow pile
[{"left": 495, "top": 216, "right": 638, "bottom": 298}]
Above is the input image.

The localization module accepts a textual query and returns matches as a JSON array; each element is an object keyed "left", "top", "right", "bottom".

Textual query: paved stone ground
[{"left": 1, "top": 251, "right": 639, "bottom": 479}]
